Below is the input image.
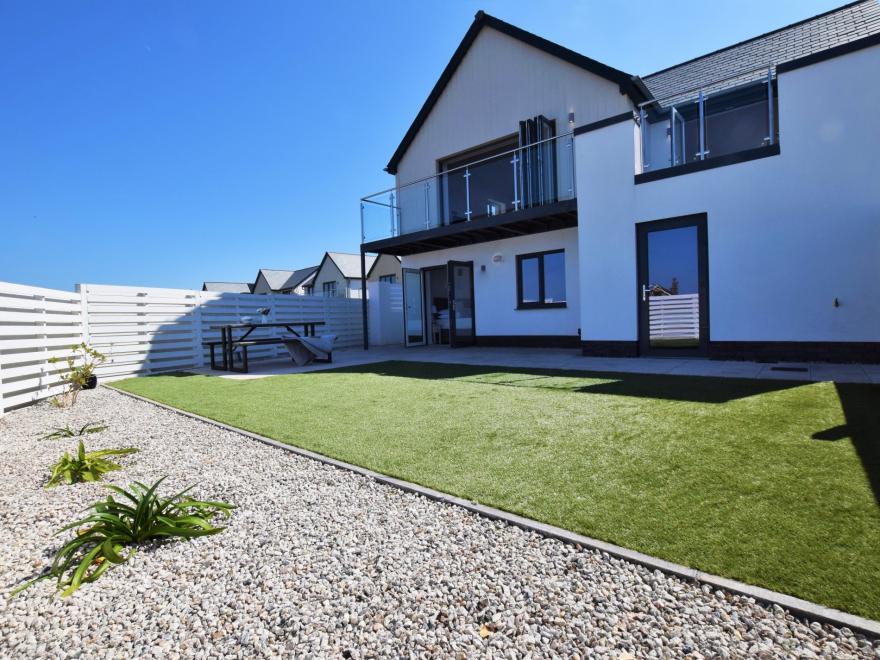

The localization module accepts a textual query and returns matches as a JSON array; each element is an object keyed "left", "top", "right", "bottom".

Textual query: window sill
[
  {"left": 516, "top": 302, "right": 567, "bottom": 310},
  {"left": 634, "top": 143, "right": 780, "bottom": 185}
]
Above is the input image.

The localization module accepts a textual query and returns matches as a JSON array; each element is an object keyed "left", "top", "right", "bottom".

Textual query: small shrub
[
  {"left": 42, "top": 421, "right": 108, "bottom": 441},
  {"left": 14, "top": 477, "right": 234, "bottom": 596},
  {"left": 48, "top": 343, "right": 106, "bottom": 407},
  {"left": 46, "top": 440, "right": 138, "bottom": 487}
]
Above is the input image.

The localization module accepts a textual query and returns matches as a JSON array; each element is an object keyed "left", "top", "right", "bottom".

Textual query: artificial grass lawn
[{"left": 113, "top": 361, "right": 880, "bottom": 620}]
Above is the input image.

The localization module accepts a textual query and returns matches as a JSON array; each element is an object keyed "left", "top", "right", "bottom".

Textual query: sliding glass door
[
  {"left": 402, "top": 268, "right": 425, "bottom": 346},
  {"left": 447, "top": 261, "right": 475, "bottom": 348}
]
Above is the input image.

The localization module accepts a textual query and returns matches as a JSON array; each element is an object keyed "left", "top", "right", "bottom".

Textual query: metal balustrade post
[
  {"left": 567, "top": 136, "right": 575, "bottom": 197},
  {"left": 359, "top": 202, "right": 365, "bottom": 243},
  {"left": 423, "top": 181, "right": 430, "bottom": 229},
  {"left": 511, "top": 151, "right": 520, "bottom": 211},
  {"left": 389, "top": 191, "right": 396, "bottom": 237},
  {"left": 767, "top": 67, "right": 775, "bottom": 145},
  {"left": 464, "top": 167, "right": 472, "bottom": 221},
  {"left": 698, "top": 91, "right": 706, "bottom": 160}
]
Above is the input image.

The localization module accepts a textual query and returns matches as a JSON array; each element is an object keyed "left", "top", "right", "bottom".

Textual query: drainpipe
[{"left": 361, "top": 250, "right": 369, "bottom": 350}]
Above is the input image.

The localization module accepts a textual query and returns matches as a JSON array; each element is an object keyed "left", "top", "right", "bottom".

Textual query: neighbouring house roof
[
  {"left": 201, "top": 281, "right": 254, "bottom": 293},
  {"left": 642, "top": 0, "right": 880, "bottom": 105},
  {"left": 319, "top": 252, "right": 378, "bottom": 280},
  {"left": 257, "top": 266, "right": 319, "bottom": 292},
  {"left": 384, "top": 10, "right": 642, "bottom": 175},
  {"left": 366, "top": 255, "right": 402, "bottom": 279},
  {"left": 298, "top": 270, "right": 317, "bottom": 288}
]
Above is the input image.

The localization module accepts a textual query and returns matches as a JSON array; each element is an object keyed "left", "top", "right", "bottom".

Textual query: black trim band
[
  {"left": 581, "top": 341, "right": 638, "bottom": 357},
  {"left": 634, "top": 143, "right": 780, "bottom": 185},
  {"left": 573, "top": 111, "right": 634, "bottom": 136},
  {"left": 477, "top": 335, "right": 581, "bottom": 349},
  {"left": 776, "top": 32, "right": 880, "bottom": 74},
  {"left": 709, "top": 341, "right": 880, "bottom": 364}
]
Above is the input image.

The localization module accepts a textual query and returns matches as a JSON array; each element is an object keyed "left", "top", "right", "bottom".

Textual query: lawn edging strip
[{"left": 105, "top": 384, "right": 880, "bottom": 638}]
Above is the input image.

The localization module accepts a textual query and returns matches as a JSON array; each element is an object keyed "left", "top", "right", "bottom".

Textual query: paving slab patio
[{"left": 184, "top": 345, "right": 878, "bottom": 383}]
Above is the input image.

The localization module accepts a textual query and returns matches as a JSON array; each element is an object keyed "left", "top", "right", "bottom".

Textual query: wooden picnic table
[{"left": 206, "top": 321, "right": 326, "bottom": 373}]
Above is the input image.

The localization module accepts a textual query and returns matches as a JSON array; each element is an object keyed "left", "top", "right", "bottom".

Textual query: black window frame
[
  {"left": 378, "top": 274, "right": 397, "bottom": 284},
  {"left": 322, "top": 281, "right": 337, "bottom": 298},
  {"left": 515, "top": 249, "right": 566, "bottom": 310}
]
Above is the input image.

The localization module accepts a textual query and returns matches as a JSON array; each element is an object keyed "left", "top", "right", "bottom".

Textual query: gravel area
[{"left": 0, "top": 387, "right": 877, "bottom": 659}]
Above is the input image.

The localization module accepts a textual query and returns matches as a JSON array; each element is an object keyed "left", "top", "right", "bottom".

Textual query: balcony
[
  {"left": 636, "top": 67, "right": 780, "bottom": 183},
  {"left": 361, "top": 132, "right": 577, "bottom": 256}
]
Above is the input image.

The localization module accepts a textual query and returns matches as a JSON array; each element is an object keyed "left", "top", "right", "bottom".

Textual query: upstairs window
[
  {"left": 379, "top": 274, "right": 397, "bottom": 284},
  {"left": 516, "top": 249, "right": 566, "bottom": 309},
  {"left": 322, "top": 281, "right": 337, "bottom": 298}
]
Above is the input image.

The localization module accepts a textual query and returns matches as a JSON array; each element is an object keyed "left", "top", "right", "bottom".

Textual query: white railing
[
  {"left": 0, "top": 281, "right": 365, "bottom": 414},
  {"left": 648, "top": 294, "right": 699, "bottom": 340}
]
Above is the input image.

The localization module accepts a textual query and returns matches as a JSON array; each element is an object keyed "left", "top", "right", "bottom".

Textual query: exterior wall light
[{"left": 568, "top": 111, "right": 575, "bottom": 125}]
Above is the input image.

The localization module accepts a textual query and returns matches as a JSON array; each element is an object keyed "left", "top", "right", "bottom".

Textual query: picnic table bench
[{"left": 205, "top": 321, "right": 327, "bottom": 373}]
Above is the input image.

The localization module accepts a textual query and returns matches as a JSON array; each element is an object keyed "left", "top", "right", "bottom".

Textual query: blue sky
[{"left": 1, "top": 0, "right": 842, "bottom": 291}]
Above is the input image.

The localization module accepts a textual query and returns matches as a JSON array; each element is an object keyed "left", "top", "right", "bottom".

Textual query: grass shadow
[
  {"left": 814, "top": 383, "right": 880, "bottom": 505},
  {"left": 317, "top": 360, "right": 806, "bottom": 404}
]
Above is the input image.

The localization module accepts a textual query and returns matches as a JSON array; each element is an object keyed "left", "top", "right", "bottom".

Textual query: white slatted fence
[
  {"left": 0, "top": 282, "right": 84, "bottom": 412},
  {"left": 0, "top": 281, "right": 364, "bottom": 414}
]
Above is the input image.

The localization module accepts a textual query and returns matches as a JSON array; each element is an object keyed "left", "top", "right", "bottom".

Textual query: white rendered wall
[
  {"left": 401, "top": 228, "right": 580, "bottom": 337},
  {"left": 576, "top": 44, "right": 880, "bottom": 344},
  {"left": 394, "top": 27, "right": 631, "bottom": 235}
]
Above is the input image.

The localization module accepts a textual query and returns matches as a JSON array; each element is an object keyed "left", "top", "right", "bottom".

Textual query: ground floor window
[
  {"left": 516, "top": 249, "right": 566, "bottom": 309},
  {"left": 379, "top": 274, "right": 397, "bottom": 284},
  {"left": 322, "top": 281, "right": 337, "bottom": 297}
]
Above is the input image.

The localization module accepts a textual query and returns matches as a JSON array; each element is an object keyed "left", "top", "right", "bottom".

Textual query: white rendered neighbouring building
[{"left": 359, "top": 1, "right": 880, "bottom": 362}]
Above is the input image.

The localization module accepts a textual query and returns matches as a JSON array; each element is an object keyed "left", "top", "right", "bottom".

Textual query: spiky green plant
[
  {"left": 46, "top": 440, "right": 137, "bottom": 487},
  {"left": 13, "top": 477, "right": 234, "bottom": 597},
  {"left": 42, "top": 421, "right": 108, "bottom": 441}
]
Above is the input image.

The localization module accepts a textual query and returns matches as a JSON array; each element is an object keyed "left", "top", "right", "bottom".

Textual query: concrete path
[{"left": 187, "top": 344, "right": 880, "bottom": 384}]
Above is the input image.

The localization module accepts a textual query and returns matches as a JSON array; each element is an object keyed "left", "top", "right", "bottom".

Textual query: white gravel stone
[{"left": 0, "top": 387, "right": 877, "bottom": 658}]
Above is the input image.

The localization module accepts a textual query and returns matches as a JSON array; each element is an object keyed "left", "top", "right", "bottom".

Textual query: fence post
[
  {"left": 76, "top": 284, "right": 90, "bottom": 346},
  {"left": 0, "top": 320, "right": 4, "bottom": 416},
  {"left": 267, "top": 294, "right": 280, "bottom": 358},
  {"left": 192, "top": 292, "right": 205, "bottom": 368}
]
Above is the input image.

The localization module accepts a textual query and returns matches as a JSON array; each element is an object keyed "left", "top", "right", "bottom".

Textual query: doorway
[
  {"left": 636, "top": 214, "right": 709, "bottom": 356},
  {"left": 447, "top": 261, "right": 475, "bottom": 347},
  {"left": 403, "top": 261, "right": 476, "bottom": 348}
]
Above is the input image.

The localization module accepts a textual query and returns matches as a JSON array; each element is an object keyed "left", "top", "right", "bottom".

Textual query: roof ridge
[{"left": 643, "top": 0, "right": 872, "bottom": 79}]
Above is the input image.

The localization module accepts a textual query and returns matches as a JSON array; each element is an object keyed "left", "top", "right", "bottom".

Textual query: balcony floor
[{"left": 362, "top": 198, "right": 577, "bottom": 256}]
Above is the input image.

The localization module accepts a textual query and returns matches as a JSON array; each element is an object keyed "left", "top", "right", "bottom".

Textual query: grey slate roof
[
  {"left": 202, "top": 281, "right": 254, "bottom": 293},
  {"left": 642, "top": 0, "right": 880, "bottom": 106},
  {"left": 325, "top": 252, "right": 377, "bottom": 279},
  {"left": 258, "top": 266, "right": 319, "bottom": 291}
]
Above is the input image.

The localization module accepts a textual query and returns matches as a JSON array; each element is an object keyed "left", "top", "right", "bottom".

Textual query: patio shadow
[{"left": 318, "top": 360, "right": 806, "bottom": 404}]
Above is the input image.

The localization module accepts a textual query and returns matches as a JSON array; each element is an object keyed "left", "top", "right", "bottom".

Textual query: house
[
  {"left": 251, "top": 267, "right": 319, "bottom": 295},
  {"left": 201, "top": 281, "right": 254, "bottom": 293},
  {"left": 359, "top": 2, "right": 880, "bottom": 362},
  {"left": 312, "top": 252, "right": 402, "bottom": 298}
]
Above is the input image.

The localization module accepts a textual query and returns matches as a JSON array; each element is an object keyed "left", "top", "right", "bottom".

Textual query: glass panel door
[
  {"left": 447, "top": 261, "right": 475, "bottom": 347},
  {"left": 402, "top": 268, "right": 425, "bottom": 346},
  {"left": 637, "top": 216, "right": 708, "bottom": 355}
]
